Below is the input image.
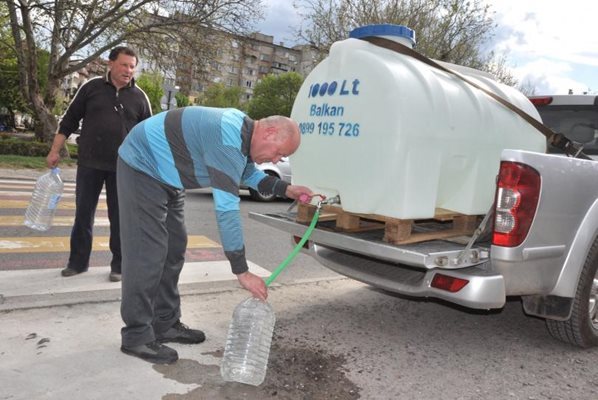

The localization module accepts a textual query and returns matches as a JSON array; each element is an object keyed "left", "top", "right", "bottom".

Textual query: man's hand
[
  {"left": 46, "top": 150, "right": 61, "bottom": 168},
  {"left": 285, "top": 185, "right": 313, "bottom": 201},
  {"left": 236, "top": 271, "right": 268, "bottom": 301}
]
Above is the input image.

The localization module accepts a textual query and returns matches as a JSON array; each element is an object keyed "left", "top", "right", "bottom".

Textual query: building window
[{"left": 245, "top": 80, "right": 252, "bottom": 88}]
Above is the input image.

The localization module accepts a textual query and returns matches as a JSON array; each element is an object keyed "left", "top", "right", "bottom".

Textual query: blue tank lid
[{"left": 349, "top": 24, "right": 416, "bottom": 46}]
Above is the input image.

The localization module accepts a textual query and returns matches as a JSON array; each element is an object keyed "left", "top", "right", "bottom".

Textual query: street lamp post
[{"left": 161, "top": 85, "right": 180, "bottom": 111}]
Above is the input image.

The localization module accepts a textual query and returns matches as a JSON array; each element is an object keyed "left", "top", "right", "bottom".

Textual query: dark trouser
[
  {"left": 68, "top": 164, "right": 121, "bottom": 273},
  {"left": 117, "top": 158, "right": 188, "bottom": 347}
]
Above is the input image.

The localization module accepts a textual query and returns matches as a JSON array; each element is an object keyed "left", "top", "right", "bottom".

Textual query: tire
[
  {"left": 546, "top": 238, "right": 598, "bottom": 347},
  {"left": 249, "top": 172, "right": 278, "bottom": 202}
]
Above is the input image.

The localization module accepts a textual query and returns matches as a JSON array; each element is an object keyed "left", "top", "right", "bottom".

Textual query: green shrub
[
  {"left": 0, "top": 136, "right": 80, "bottom": 159},
  {"left": 0, "top": 137, "right": 51, "bottom": 156}
]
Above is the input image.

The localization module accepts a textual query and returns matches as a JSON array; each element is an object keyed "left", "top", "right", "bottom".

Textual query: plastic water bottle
[
  {"left": 24, "top": 168, "right": 64, "bottom": 231},
  {"left": 221, "top": 297, "right": 276, "bottom": 386}
]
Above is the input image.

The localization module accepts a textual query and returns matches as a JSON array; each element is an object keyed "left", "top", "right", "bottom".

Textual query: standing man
[
  {"left": 117, "top": 106, "right": 312, "bottom": 364},
  {"left": 47, "top": 46, "right": 152, "bottom": 282}
]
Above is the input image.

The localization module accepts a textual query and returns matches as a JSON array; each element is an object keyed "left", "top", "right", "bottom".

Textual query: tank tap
[{"left": 321, "top": 195, "right": 340, "bottom": 205}]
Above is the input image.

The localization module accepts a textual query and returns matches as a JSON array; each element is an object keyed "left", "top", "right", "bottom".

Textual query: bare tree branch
[{"left": 3, "top": 0, "right": 264, "bottom": 140}]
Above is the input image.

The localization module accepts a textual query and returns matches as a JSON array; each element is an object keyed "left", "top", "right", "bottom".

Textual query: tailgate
[{"left": 249, "top": 211, "right": 489, "bottom": 269}]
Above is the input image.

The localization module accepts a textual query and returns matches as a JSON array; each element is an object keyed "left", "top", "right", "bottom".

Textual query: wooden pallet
[{"left": 296, "top": 203, "right": 479, "bottom": 245}]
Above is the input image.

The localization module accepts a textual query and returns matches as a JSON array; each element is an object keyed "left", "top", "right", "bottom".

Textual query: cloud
[
  {"left": 485, "top": 0, "right": 598, "bottom": 93},
  {"left": 257, "top": 1, "right": 301, "bottom": 45}
]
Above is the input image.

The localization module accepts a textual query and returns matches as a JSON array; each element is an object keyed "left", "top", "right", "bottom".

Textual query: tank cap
[{"left": 349, "top": 24, "right": 416, "bottom": 47}]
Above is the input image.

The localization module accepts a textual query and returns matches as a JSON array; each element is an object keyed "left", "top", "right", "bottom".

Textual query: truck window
[{"left": 536, "top": 105, "right": 598, "bottom": 155}]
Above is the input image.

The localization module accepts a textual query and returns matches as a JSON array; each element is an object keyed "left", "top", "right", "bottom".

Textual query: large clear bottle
[
  {"left": 221, "top": 297, "right": 276, "bottom": 386},
  {"left": 24, "top": 167, "right": 64, "bottom": 231}
]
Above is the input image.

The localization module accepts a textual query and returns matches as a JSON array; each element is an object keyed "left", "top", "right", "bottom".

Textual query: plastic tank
[
  {"left": 221, "top": 297, "right": 275, "bottom": 386},
  {"left": 24, "top": 167, "right": 64, "bottom": 231},
  {"left": 290, "top": 24, "right": 546, "bottom": 219}
]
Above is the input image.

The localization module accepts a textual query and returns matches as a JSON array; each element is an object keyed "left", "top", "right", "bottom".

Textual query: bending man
[{"left": 117, "top": 106, "right": 312, "bottom": 364}]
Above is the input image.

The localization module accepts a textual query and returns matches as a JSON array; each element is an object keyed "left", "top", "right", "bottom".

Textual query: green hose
[{"left": 264, "top": 208, "right": 321, "bottom": 286}]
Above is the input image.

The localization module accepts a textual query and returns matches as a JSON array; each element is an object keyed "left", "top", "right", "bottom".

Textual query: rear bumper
[
  {"left": 249, "top": 211, "right": 505, "bottom": 309},
  {"left": 310, "top": 244, "right": 506, "bottom": 309}
]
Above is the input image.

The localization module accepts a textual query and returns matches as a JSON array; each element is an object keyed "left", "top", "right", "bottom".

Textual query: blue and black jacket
[{"left": 118, "top": 106, "right": 289, "bottom": 274}]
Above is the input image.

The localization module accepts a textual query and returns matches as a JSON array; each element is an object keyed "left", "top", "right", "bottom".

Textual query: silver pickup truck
[{"left": 251, "top": 94, "right": 598, "bottom": 348}]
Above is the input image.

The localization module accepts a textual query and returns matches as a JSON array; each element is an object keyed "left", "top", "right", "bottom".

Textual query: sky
[{"left": 257, "top": 1, "right": 598, "bottom": 95}]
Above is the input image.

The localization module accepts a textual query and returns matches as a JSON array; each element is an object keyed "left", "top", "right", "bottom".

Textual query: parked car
[
  {"left": 246, "top": 157, "right": 292, "bottom": 202},
  {"left": 529, "top": 94, "right": 598, "bottom": 157}
]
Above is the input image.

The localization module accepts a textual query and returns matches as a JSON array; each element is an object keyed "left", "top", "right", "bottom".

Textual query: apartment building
[{"left": 141, "top": 30, "right": 322, "bottom": 104}]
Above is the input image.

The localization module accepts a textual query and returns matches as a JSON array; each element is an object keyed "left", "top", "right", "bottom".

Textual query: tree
[
  {"left": 175, "top": 92, "right": 190, "bottom": 108},
  {"left": 2, "top": 0, "right": 263, "bottom": 141},
  {"left": 199, "top": 83, "right": 243, "bottom": 109},
  {"left": 136, "top": 72, "right": 164, "bottom": 114},
  {"left": 0, "top": 9, "right": 51, "bottom": 129},
  {"left": 518, "top": 79, "right": 537, "bottom": 97},
  {"left": 246, "top": 72, "right": 304, "bottom": 119},
  {"left": 294, "top": 0, "right": 517, "bottom": 85}
]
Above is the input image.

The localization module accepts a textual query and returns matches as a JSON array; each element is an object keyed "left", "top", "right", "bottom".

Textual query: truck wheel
[{"left": 546, "top": 239, "right": 598, "bottom": 347}]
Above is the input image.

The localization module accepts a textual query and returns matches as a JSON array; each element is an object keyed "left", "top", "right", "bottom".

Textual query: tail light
[
  {"left": 492, "top": 161, "right": 541, "bottom": 247},
  {"left": 528, "top": 96, "right": 553, "bottom": 106},
  {"left": 431, "top": 274, "right": 469, "bottom": 292}
]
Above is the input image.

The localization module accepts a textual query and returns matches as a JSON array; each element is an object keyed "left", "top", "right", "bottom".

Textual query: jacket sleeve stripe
[
  {"left": 208, "top": 166, "right": 239, "bottom": 197},
  {"left": 164, "top": 108, "right": 199, "bottom": 188}
]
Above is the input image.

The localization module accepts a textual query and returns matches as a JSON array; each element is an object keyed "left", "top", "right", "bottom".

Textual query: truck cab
[{"left": 529, "top": 94, "right": 598, "bottom": 158}]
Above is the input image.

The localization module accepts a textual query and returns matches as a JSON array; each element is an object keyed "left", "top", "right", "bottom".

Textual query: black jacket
[{"left": 59, "top": 74, "right": 152, "bottom": 171}]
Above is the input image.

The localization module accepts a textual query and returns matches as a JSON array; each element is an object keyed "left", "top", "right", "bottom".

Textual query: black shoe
[
  {"left": 109, "top": 272, "right": 122, "bottom": 282},
  {"left": 61, "top": 267, "right": 86, "bottom": 277},
  {"left": 121, "top": 341, "right": 178, "bottom": 364},
  {"left": 156, "top": 321, "right": 206, "bottom": 344}
]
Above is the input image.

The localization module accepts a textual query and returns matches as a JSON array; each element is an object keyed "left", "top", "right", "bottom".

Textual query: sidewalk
[{"left": 0, "top": 166, "right": 77, "bottom": 182}]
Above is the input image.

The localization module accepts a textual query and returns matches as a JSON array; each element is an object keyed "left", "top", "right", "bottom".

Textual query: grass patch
[{"left": 0, "top": 154, "right": 77, "bottom": 169}]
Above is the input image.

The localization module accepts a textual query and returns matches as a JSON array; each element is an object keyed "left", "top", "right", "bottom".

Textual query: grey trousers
[{"left": 117, "top": 158, "right": 188, "bottom": 347}]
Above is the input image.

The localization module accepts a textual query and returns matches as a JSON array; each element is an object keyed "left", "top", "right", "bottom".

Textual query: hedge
[{"left": 0, "top": 135, "right": 77, "bottom": 158}]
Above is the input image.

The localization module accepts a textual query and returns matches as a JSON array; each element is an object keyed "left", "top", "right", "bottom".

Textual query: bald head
[{"left": 250, "top": 116, "right": 300, "bottom": 164}]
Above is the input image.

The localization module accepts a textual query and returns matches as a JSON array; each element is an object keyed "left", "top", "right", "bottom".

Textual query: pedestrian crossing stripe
[
  {"left": 0, "top": 235, "right": 221, "bottom": 253},
  {"left": 0, "top": 179, "right": 77, "bottom": 187},
  {"left": 0, "top": 185, "right": 76, "bottom": 191},
  {"left": 0, "top": 199, "right": 106, "bottom": 210},
  {"left": 0, "top": 191, "right": 80, "bottom": 198},
  {"left": 0, "top": 215, "right": 110, "bottom": 227}
]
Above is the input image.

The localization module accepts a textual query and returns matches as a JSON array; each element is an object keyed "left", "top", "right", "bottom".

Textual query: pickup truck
[{"left": 251, "top": 94, "right": 598, "bottom": 348}]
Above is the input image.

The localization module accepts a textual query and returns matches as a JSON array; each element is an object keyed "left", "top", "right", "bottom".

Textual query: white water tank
[{"left": 290, "top": 24, "right": 546, "bottom": 219}]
